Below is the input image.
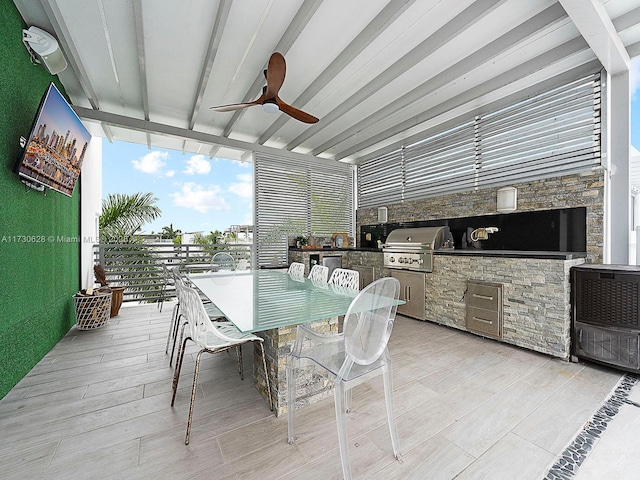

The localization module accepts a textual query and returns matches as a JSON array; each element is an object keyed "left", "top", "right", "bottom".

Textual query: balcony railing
[{"left": 92, "top": 243, "right": 252, "bottom": 303}]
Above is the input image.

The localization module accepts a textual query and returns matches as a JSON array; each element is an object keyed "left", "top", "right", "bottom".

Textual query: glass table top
[{"left": 188, "top": 270, "right": 361, "bottom": 333}]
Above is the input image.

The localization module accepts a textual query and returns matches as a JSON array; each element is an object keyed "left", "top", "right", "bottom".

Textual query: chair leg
[
  {"left": 334, "top": 381, "right": 353, "bottom": 480},
  {"left": 185, "top": 349, "right": 205, "bottom": 445},
  {"left": 158, "top": 282, "right": 165, "bottom": 312},
  {"left": 382, "top": 363, "right": 401, "bottom": 460},
  {"left": 169, "top": 315, "right": 186, "bottom": 367},
  {"left": 165, "top": 302, "right": 180, "bottom": 354},
  {"left": 287, "top": 356, "right": 297, "bottom": 443},
  {"left": 237, "top": 345, "right": 243, "bottom": 380},
  {"left": 257, "top": 341, "right": 273, "bottom": 411},
  {"left": 171, "top": 324, "right": 189, "bottom": 407},
  {"left": 345, "top": 388, "right": 352, "bottom": 413}
]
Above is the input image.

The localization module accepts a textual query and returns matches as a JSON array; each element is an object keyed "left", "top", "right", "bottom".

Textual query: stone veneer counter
[
  {"left": 287, "top": 248, "right": 586, "bottom": 359},
  {"left": 426, "top": 252, "right": 586, "bottom": 359},
  {"left": 435, "top": 250, "right": 587, "bottom": 260}
]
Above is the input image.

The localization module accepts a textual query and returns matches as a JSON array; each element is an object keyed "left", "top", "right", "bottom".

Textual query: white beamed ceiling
[{"left": 12, "top": 0, "right": 640, "bottom": 164}]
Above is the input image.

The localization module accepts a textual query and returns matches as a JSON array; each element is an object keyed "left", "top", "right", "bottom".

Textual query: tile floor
[{"left": 0, "top": 301, "right": 636, "bottom": 479}]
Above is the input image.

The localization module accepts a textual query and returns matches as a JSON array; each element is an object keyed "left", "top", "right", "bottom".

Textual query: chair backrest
[
  {"left": 342, "top": 277, "right": 401, "bottom": 366},
  {"left": 181, "top": 284, "right": 246, "bottom": 346},
  {"left": 236, "top": 258, "right": 250, "bottom": 271},
  {"left": 308, "top": 264, "right": 329, "bottom": 283},
  {"left": 287, "top": 262, "right": 305, "bottom": 279},
  {"left": 328, "top": 268, "right": 360, "bottom": 290},
  {"left": 211, "top": 252, "right": 236, "bottom": 272}
]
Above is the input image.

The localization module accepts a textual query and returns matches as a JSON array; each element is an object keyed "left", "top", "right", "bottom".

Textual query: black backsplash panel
[{"left": 360, "top": 207, "right": 587, "bottom": 252}]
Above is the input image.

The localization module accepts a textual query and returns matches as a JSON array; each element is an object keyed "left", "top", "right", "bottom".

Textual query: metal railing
[{"left": 92, "top": 243, "right": 252, "bottom": 303}]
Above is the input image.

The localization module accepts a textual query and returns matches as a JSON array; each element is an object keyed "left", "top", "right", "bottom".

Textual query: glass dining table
[{"left": 187, "top": 269, "right": 361, "bottom": 415}]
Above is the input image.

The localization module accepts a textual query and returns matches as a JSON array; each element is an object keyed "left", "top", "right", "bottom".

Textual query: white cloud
[
  {"left": 183, "top": 154, "right": 211, "bottom": 175},
  {"left": 228, "top": 173, "right": 253, "bottom": 199},
  {"left": 132, "top": 151, "right": 169, "bottom": 174},
  {"left": 165, "top": 170, "right": 176, "bottom": 178},
  {"left": 170, "top": 183, "right": 230, "bottom": 213}
]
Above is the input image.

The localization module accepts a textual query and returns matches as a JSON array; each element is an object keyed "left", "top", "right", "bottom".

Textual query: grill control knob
[{"left": 389, "top": 256, "right": 395, "bottom": 263}]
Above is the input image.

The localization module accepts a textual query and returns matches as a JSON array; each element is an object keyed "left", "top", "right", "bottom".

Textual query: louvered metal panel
[
  {"left": 255, "top": 153, "right": 354, "bottom": 268},
  {"left": 357, "top": 72, "right": 601, "bottom": 207}
]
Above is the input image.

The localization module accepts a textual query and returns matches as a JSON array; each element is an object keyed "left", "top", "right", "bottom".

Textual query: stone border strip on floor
[{"left": 544, "top": 373, "right": 640, "bottom": 480}]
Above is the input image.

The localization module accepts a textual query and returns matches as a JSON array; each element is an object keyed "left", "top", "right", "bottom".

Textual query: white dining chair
[
  {"left": 287, "top": 262, "right": 305, "bottom": 279},
  {"left": 236, "top": 258, "right": 250, "bottom": 270},
  {"left": 328, "top": 268, "right": 360, "bottom": 290},
  {"left": 308, "top": 264, "right": 329, "bottom": 283},
  {"left": 287, "top": 277, "right": 402, "bottom": 479},
  {"left": 171, "top": 285, "right": 273, "bottom": 444}
]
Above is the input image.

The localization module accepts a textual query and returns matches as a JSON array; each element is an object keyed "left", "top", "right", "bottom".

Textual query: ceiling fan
[{"left": 210, "top": 52, "right": 319, "bottom": 124}]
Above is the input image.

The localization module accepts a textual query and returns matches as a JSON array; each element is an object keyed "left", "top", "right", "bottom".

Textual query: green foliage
[
  {"left": 99, "top": 192, "right": 161, "bottom": 243},
  {"left": 161, "top": 223, "right": 181, "bottom": 240}
]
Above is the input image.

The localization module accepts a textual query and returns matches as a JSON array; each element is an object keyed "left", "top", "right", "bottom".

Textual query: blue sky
[
  {"left": 101, "top": 140, "right": 253, "bottom": 235},
  {"left": 633, "top": 57, "right": 640, "bottom": 149},
  {"left": 102, "top": 58, "right": 640, "bottom": 235}
]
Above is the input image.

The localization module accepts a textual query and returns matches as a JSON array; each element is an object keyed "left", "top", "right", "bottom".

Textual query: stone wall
[
  {"left": 424, "top": 255, "right": 586, "bottom": 359},
  {"left": 357, "top": 170, "right": 604, "bottom": 262}
]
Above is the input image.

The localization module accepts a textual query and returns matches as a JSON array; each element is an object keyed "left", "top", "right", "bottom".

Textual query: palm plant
[
  {"left": 98, "top": 192, "right": 162, "bottom": 303},
  {"left": 99, "top": 192, "right": 161, "bottom": 243}
]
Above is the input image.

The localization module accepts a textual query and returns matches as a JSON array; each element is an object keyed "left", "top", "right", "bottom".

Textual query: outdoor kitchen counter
[
  {"left": 435, "top": 249, "right": 588, "bottom": 260},
  {"left": 288, "top": 247, "right": 382, "bottom": 252},
  {"left": 426, "top": 252, "right": 586, "bottom": 360},
  {"left": 288, "top": 247, "right": 585, "bottom": 358}
]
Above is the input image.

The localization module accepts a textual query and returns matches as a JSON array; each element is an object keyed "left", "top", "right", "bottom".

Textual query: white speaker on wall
[
  {"left": 377, "top": 206, "right": 388, "bottom": 223},
  {"left": 497, "top": 186, "right": 517, "bottom": 213},
  {"left": 22, "top": 26, "right": 67, "bottom": 75}
]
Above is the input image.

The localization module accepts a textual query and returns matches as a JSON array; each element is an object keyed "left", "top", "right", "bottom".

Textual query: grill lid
[{"left": 383, "top": 226, "right": 452, "bottom": 250}]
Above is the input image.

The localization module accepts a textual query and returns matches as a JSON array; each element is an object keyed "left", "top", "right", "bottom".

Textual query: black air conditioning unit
[{"left": 571, "top": 264, "right": 640, "bottom": 372}]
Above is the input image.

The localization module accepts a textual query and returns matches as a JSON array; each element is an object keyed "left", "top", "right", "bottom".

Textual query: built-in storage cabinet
[
  {"left": 466, "top": 281, "right": 503, "bottom": 340},
  {"left": 391, "top": 270, "right": 426, "bottom": 320},
  {"left": 351, "top": 265, "right": 374, "bottom": 290}
]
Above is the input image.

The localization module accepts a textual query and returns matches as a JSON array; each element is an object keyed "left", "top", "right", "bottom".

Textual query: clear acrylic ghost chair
[
  {"left": 171, "top": 285, "right": 273, "bottom": 444},
  {"left": 328, "top": 268, "right": 360, "bottom": 290},
  {"left": 287, "top": 277, "right": 401, "bottom": 479},
  {"left": 308, "top": 264, "right": 329, "bottom": 283},
  {"left": 211, "top": 251, "right": 236, "bottom": 272},
  {"left": 287, "top": 262, "right": 305, "bottom": 279}
]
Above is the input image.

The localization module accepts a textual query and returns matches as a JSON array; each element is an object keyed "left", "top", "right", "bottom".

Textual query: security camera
[{"left": 22, "top": 26, "right": 67, "bottom": 75}]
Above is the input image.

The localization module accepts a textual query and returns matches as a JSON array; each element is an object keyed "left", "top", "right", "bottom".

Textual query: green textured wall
[{"left": 0, "top": 1, "right": 80, "bottom": 399}]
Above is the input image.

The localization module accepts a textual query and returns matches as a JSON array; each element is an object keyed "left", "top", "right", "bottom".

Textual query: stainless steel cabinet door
[{"left": 391, "top": 270, "right": 426, "bottom": 320}]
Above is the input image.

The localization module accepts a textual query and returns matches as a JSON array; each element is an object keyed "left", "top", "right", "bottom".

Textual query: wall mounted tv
[{"left": 15, "top": 82, "right": 91, "bottom": 197}]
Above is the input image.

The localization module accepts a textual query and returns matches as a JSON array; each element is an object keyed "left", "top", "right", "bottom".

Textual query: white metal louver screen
[
  {"left": 475, "top": 73, "right": 601, "bottom": 186},
  {"left": 403, "top": 121, "right": 476, "bottom": 201},
  {"left": 357, "top": 72, "right": 601, "bottom": 207},
  {"left": 357, "top": 149, "right": 403, "bottom": 209},
  {"left": 254, "top": 152, "right": 354, "bottom": 268}
]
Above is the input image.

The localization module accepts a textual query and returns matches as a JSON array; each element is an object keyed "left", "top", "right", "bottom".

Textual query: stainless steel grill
[{"left": 382, "top": 226, "right": 453, "bottom": 272}]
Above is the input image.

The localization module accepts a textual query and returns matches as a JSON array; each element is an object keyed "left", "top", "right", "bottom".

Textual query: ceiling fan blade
[
  {"left": 210, "top": 96, "right": 263, "bottom": 112},
  {"left": 276, "top": 97, "right": 319, "bottom": 124},
  {"left": 265, "top": 52, "right": 286, "bottom": 98}
]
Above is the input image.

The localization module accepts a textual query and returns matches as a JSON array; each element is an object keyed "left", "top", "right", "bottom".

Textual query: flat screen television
[{"left": 15, "top": 82, "right": 91, "bottom": 197}]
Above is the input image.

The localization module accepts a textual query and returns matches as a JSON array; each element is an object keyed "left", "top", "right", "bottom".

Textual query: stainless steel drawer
[
  {"left": 467, "top": 282, "right": 501, "bottom": 311},
  {"left": 466, "top": 306, "right": 501, "bottom": 339},
  {"left": 466, "top": 281, "right": 503, "bottom": 340}
]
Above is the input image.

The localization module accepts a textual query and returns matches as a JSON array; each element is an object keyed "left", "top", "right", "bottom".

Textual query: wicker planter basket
[
  {"left": 74, "top": 292, "right": 112, "bottom": 330},
  {"left": 110, "top": 287, "right": 125, "bottom": 317}
]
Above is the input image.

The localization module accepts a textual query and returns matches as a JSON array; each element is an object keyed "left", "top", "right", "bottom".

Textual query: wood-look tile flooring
[{"left": 0, "top": 302, "right": 625, "bottom": 479}]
